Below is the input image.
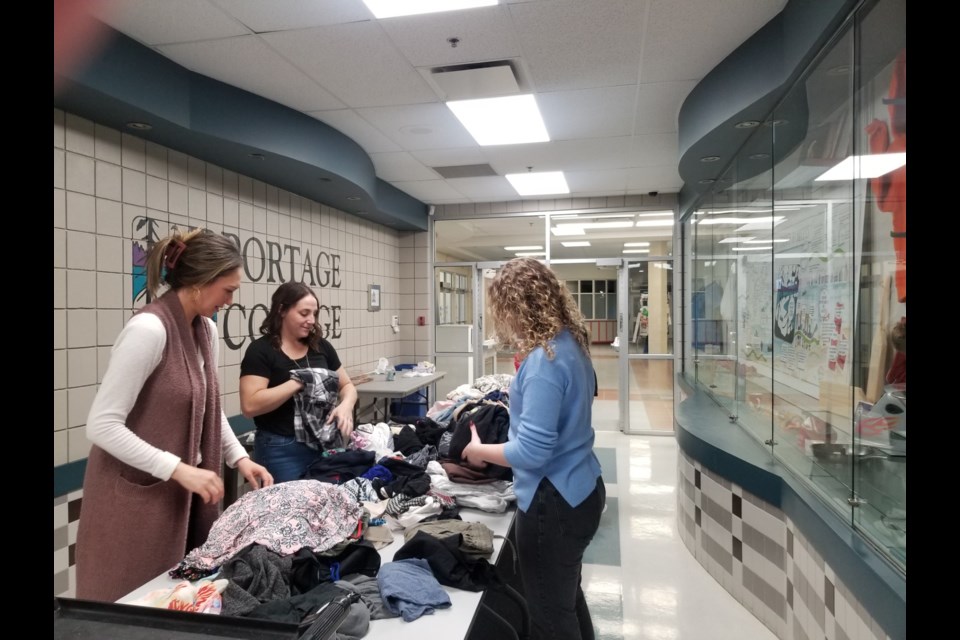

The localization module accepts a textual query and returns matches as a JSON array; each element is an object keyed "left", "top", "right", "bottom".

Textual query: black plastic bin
[{"left": 390, "top": 364, "right": 428, "bottom": 418}]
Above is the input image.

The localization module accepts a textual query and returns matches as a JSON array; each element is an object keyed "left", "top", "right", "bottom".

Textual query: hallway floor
[{"left": 583, "top": 431, "right": 778, "bottom": 640}]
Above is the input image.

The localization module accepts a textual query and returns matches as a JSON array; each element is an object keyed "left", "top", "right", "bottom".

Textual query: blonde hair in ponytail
[{"left": 145, "top": 228, "right": 242, "bottom": 299}]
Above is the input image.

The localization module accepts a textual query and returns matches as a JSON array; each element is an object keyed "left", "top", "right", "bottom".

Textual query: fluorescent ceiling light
[
  {"left": 623, "top": 249, "right": 650, "bottom": 254},
  {"left": 363, "top": 0, "right": 496, "bottom": 19},
  {"left": 515, "top": 251, "right": 546, "bottom": 257},
  {"left": 550, "top": 226, "right": 585, "bottom": 236},
  {"left": 743, "top": 239, "right": 789, "bottom": 243},
  {"left": 815, "top": 153, "right": 906, "bottom": 181},
  {"left": 552, "top": 221, "right": 633, "bottom": 235},
  {"left": 624, "top": 242, "right": 650, "bottom": 247},
  {"left": 448, "top": 94, "right": 549, "bottom": 146},
  {"left": 732, "top": 246, "right": 773, "bottom": 251},
  {"left": 554, "top": 213, "right": 635, "bottom": 220},
  {"left": 718, "top": 236, "right": 755, "bottom": 244},
  {"left": 504, "top": 245, "right": 542, "bottom": 251},
  {"left": 561, "top": 241, "right": 591, "bottom": 247},
  {"left": 699, "top": 207, "right": 805, "bottom": 215},
  {"left": 636, "top": 211, "right": 674, "bottom": 218},
  {"left": 634, "top": 219, "right": 675, "bottom": 227},
  {"left": 697, "top": 216, "right": 784, "bottom": 226},
  {"left": 506, "top": 171, "right": 569, "bottom": 195},
  {"left": 652, "top": 262, "right": 673, "bottom": 269}
]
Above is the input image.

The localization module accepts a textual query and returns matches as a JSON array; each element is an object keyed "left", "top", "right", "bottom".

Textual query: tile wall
[
  {"left": 676, "top": 448, "right": 892, "bottom": 640},
  {"left": 53, "top": 108, "right": 431, "bottom": 596}
]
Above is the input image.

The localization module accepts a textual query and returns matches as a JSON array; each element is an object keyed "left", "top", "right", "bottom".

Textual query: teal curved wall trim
[
  {"left": 675, "top": 389, "right": 905, "bottom": 640},
  {"left": 54, "top": 27, "right": 429, "bottom": 231},
  {"left": 676, "top": 0, "right": 860, "bottom": 212}
]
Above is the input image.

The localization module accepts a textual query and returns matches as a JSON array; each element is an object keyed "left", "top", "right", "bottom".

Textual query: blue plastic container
[{"left": 390, "top": 364, "right": 428, "bottom": 417}]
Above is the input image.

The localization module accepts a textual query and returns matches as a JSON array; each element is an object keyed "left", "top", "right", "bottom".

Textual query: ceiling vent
[
  {"left": 429, "top": 60, "right": 521, "bottom": 101},
  {"left": 432, "top": 163, "right": 499, "bottom": 179}
]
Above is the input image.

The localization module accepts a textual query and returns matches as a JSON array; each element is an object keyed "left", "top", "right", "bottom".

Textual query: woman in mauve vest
[{"left": 76, "top": 229, "right": 272, "bottom": 602}]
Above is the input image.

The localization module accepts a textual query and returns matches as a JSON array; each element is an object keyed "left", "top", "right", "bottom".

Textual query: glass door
[
  {"left": 433, "top": 263, "right": 476, "bottom": 400},
  {"left": 621, "top": 254, "right": 675, "bottom": 434}
]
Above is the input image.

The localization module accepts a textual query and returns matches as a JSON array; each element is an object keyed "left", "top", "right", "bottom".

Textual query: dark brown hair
[{"left": 259, "top": 281, "right": 322, "bottom": 351}]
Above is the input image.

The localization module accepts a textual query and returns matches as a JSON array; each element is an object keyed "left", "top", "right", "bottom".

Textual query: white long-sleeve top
[{"left": 85, "top": 313, "right": 249, "bottom": 481}]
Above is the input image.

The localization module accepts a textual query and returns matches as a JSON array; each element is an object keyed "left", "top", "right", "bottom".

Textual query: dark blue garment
[
  {"left": 360, "top": 464, "right": 393, "bottom": 483},
  {"left": 377, "top": 558, "right": 451, "bottom": 622}
]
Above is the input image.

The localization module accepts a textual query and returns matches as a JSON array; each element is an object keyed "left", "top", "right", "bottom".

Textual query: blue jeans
[
  {"left": 516, "top": 476, "right": 605, "bottom": 640},
  {"left": 253, "top": 430, "right": 321, "bottom": 483}
]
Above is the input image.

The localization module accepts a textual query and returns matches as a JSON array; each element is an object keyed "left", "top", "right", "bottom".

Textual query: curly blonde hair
[{"left": 488, "top": 257, "right": 590, "bottom": 360}]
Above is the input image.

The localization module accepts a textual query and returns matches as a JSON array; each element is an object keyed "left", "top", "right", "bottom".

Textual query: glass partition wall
[{"left": 681, "top": 0, "right": 905, "bottom": 572}]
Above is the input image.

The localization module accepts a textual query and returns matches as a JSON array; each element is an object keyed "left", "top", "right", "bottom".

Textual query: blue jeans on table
[
  {"left": 253, "top": 430, "right": 321, "bottom": 483},
  {"left": 516, "top": 475, "right": 606, "bottom": 640}
]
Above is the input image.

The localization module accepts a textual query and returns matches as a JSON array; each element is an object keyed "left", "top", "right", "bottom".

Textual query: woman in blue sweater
[{"left": 462, "top": 257, "right": 605, "bottom": 640}]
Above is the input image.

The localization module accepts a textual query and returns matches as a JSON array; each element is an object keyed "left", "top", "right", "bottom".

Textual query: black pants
[{"left": 516, "top": 476, "right": 606, "bottom": 640}]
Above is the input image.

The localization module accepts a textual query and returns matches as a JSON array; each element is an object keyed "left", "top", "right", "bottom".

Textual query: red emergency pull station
[{"left": 418, "top": 316, "right": 425, "bottom": 326}]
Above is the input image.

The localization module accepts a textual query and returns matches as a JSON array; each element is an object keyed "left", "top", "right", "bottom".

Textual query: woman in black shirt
[{"left": 240, "top": 282, "right": 357, "bottom": 482}]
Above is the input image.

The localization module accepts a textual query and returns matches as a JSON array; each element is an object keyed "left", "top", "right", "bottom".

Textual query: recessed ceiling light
[
  {"left": 126, "top": 121, "right": 152, "bottom": 130},
  {"left": 700, "top": 156, "right": 721, "bottom": 163},
  {"left": 731, "top": 246, "right": 773, "bottom": 251},
  {"left": 748, "top": 153, "right": 770, "bottom": 160},
  {"left": 623, "top": 249, "right": 650, "bottom": 254},
  {"left": 346, "top": 196, "right": 362, "bottom": 201},
  {"left": 362, "top": 0, "right": 496, "bottom": 19},
  {"left": 634, "top": 219, "right": 674, "bottom": 227},
  {"left": 624, "top": 242, "right": 650, "bottom": 247},
  {"left": 718, "top": 237, "right": 755, "bottom": 244},
  {"left": 448, "top": 94, "right": 550, "bottom": 146},
  {"left": 506, "top": 171, "right": 569, "bottom": 196},
  {"left": 764, "top": 119, "right": 788, "bottom": 127},
  {"left": 735, "top": 121, "right": 761, "bottom": 129},
  {"left": 814, "top": 153, "right": 906, "bottom": 181},
  {"left": 743, "top": 238, "right": 789, "bottom": 243},
  {"left": 698, "top": 178, "right": 716, "bottom": 184},
  {"left": 561, "top": 241, "right": 591, "bottom": 247},
  {"left": 504, "top": 245, "right": 542, "bottom": 251}
]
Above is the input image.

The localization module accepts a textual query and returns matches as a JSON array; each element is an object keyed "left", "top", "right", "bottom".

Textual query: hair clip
[{"left": 165, "top": 239, "right": 187, "bottom": 269}]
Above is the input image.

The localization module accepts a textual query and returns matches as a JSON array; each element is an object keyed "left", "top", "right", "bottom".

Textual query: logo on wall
[
  {"left": 130, "top": 215, "right": 344, "bottom": 348},
  {"left": 774, "top": 263, "right": 800, "bottom": 344}
]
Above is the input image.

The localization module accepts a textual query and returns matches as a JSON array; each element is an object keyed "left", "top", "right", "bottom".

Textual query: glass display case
[{"left": 680, "top": 0, "right": 905, "bottom": 572}]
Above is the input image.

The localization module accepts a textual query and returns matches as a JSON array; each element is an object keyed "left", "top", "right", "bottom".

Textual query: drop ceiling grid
[
  {"left": 157, "top": 36, "right": 346, "bottom": 112},
  {"left": 259, "top": 21, "right": 437, "bottom": 108},
  {"left": 506, "top": 0, "right": 649, "bottom": 92}
]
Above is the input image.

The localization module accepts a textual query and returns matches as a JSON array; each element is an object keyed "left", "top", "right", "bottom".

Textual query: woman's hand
[
  {"left": 461, "top": 423, "right": 488, "bottom": 469},
  {"left": 235, "top": 457, "right": 274, "bottom": 489},
  {"left": 171, "top": 462, "right": 225, "bottom": 504},
  {"left": 326, "top": 403, "right": 355, "bottom": 442}
]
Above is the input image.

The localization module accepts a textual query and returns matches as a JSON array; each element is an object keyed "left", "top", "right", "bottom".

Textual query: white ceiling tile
[
  {"left": 409, "top": 147, "right": 490, "bottom": 168},
  {"left": 157, "top": 36, "right": 345, "bottom": 111},
  {"left": 446, "top": 176, "right": 517, "bottom": 200},
  {"left": 357, "top": 103, "right": 479, "bottom": 150},
  {"left": 485, "top": 138, "right": 632, "bottom": 174},
  {"left": 392, "top": 180, "right": 467, "bottom": 203},
  {"left": 508, "top": 0, "right": 646, "bottom": 91},
  {"left": 209, "top": 0, "right": 372, "bottom": 32},
  {"left": 633, "top": 81, "right": 698, "bottom": 134},
  {"left": 95, "top": 0, "right": 250, "bottom": 45},
  {"left": 538, "top": 86, "right": 637, "bottom": 140},
  {"left": 370, "top": 152, "right": 441, "bottom": 182},
  {"left": 627, "top": 165, "right": 685, "bottom": 191},
  {"left": 310, "top": 110, "right": 402, "bottom": 153},
  {"left": 641, "top": 0, "right": 787, "bottom": 83},
  {"left": 261, "top": 22, "right": 438, "bottom": 108},
  {"left": 380, "top": 5, "right": 522, "bottom": 68},
  {"left": 627, "top": 134, "right": 680, "bottom": 167},
  {"left": 565, "top": 169, "right": 630, "bottom": 193}
]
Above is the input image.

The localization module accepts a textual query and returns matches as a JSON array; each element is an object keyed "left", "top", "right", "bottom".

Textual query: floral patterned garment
[{"left": 171, "top": 480, "right": 364, "bottom": 579}]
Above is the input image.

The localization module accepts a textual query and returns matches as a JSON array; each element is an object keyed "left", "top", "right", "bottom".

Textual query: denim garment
[
  {"left": 516, "top": 476, "right": 606, "bottom": 640},
  {"left": 253, "top": 429, "right": 321, "bottom": 483}
]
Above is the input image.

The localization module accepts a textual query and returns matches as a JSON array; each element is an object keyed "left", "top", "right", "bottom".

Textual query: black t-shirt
[{"left": 240, "top": 335, "right": 343, "bottom": 437}]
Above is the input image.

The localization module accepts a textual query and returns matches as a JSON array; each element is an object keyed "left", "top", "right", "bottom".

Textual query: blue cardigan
[{"left": 503, "top": 329, "right": 602, "bottom": 511}]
